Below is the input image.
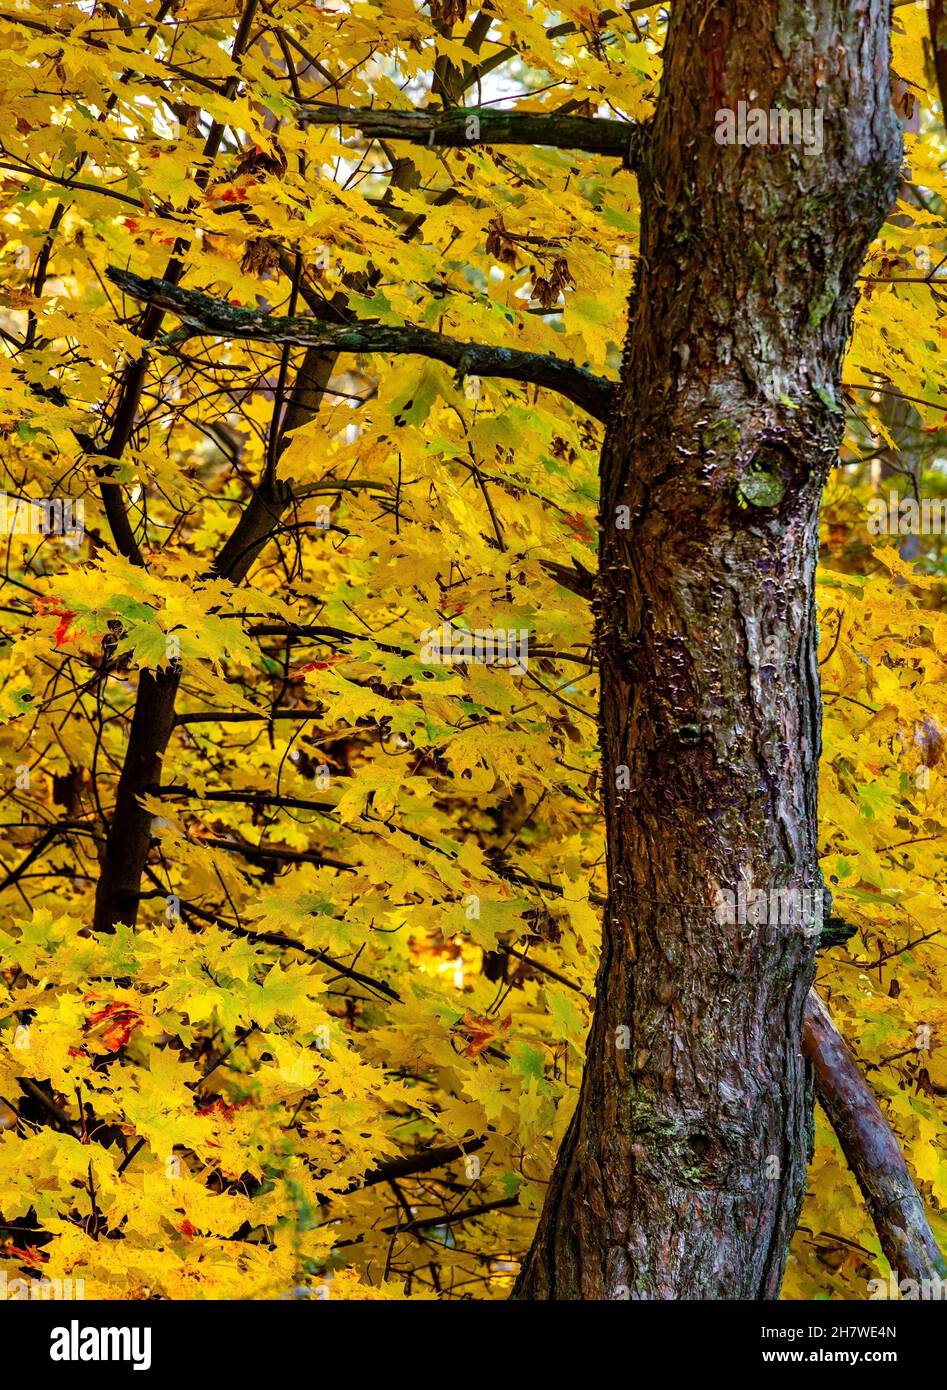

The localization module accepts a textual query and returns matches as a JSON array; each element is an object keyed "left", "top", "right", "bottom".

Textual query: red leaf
[{"left": 53, "top": 611, "right": 76, "bottom": 647}]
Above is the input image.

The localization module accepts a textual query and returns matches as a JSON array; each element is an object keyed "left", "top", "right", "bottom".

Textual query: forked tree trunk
[
  {"left": 91, "top": 348, "right": 338, "bottom": 934},
  {"left": 516, "top": 0, "right": 901, "bottom": 1299}
]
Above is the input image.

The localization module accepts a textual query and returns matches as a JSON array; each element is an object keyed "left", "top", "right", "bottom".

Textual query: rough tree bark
[{"left": 515, "top": 0, "right": 903, "bottom": 1298}]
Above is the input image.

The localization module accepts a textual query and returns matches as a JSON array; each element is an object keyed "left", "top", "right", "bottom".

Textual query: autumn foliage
[{"left": 0, "top": 0, "right": 945, "bottom": 1300}]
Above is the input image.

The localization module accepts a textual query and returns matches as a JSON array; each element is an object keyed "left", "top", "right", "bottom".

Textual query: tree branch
[
  {"left": 802, "top": 989, "right": 945, "bottom": 1285},
  {"left": 92, "top": 664, "right": 180, "bottom": 932},
  {"left": 175, "top": 707, "right": 322, "bottom": 726},
  {"left": 107, "top": 269, "right": 617, "bottom": 422},
  {"left": 359, "top": 1137, "right": 487, "bottom": 1189},
  {"left": 195, "top": 835, "right": 354, "bottom": 873},
  {"left": 380, "top": 1194, "right": 519, "bottom": 1235},
  {"left": 294, "top": 104, "right": 647, "bottom": 169},
  {"left": 150, "top": 784, "right": 334, "bottom": 817},
  {"left": 140, "top": 868, "right": 401, "bottom": 1002}
]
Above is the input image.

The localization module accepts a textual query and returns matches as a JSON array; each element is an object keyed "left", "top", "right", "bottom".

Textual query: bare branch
[
  {"left": 803, "top": 990, "right": 946, "bottom": 1285},
  {"left": 380, "top": 1195, "right": 520, "bottom": 1235},
  {"left": 107, "top": 269, "right": 617, "bottom": 422},
  {"left": 294, "top": 104, "right": 647, "bottom": 169},
  {"left": 359, "top": 1138, "right": 488, "bottom": 1189},
  {"left": 175, "top": 707, "right": 322, "bottom": 726}
]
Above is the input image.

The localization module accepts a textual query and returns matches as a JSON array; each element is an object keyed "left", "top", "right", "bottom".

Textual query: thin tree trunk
[
  {"left": 516, "top": 0, "right": 902, "bottom": 1299},
  {"left": 929, "top": 0, "right": 947, "bottom": 119},
  {"left": 92, "top": 665, "right": 180, "bottom": 932},
  {"left": 91, "top": 127, "right": 425, "bottom": 935},
  {"left": 91, "top": 346, "right": 337, "bottom": 933},
  {"left": 803, "top": 990, "right": 946, "bottom": 1285}
]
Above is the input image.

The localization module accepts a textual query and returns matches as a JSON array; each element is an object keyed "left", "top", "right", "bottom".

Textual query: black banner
[{"left": 0, "top": 1295, "right": 940, "bottom": 1378}]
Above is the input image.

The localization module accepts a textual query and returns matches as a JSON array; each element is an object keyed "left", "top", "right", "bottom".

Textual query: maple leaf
[
  {"left": 53, "top": 612, "right": 76, "bottom": 646},
  {"left": 84, "top": 1000, "right": 143, "bottom": 1053},
  {"left": 457, "top": 1012, "right": 512, "bottom": 1058}
]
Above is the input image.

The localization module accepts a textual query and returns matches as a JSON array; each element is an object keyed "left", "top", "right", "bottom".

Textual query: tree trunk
[
  {"left": 516, "top": 0, "right": 901, "bottom": 1299},
  {"left": 92, "top": 665, "right": 180, "bottom": 932},
  {"left": 803, "top": 990, "right": 947, "bottom": 1286},
  {"left": 91, "top": 346, "right": 338, "bottom": 933}
]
